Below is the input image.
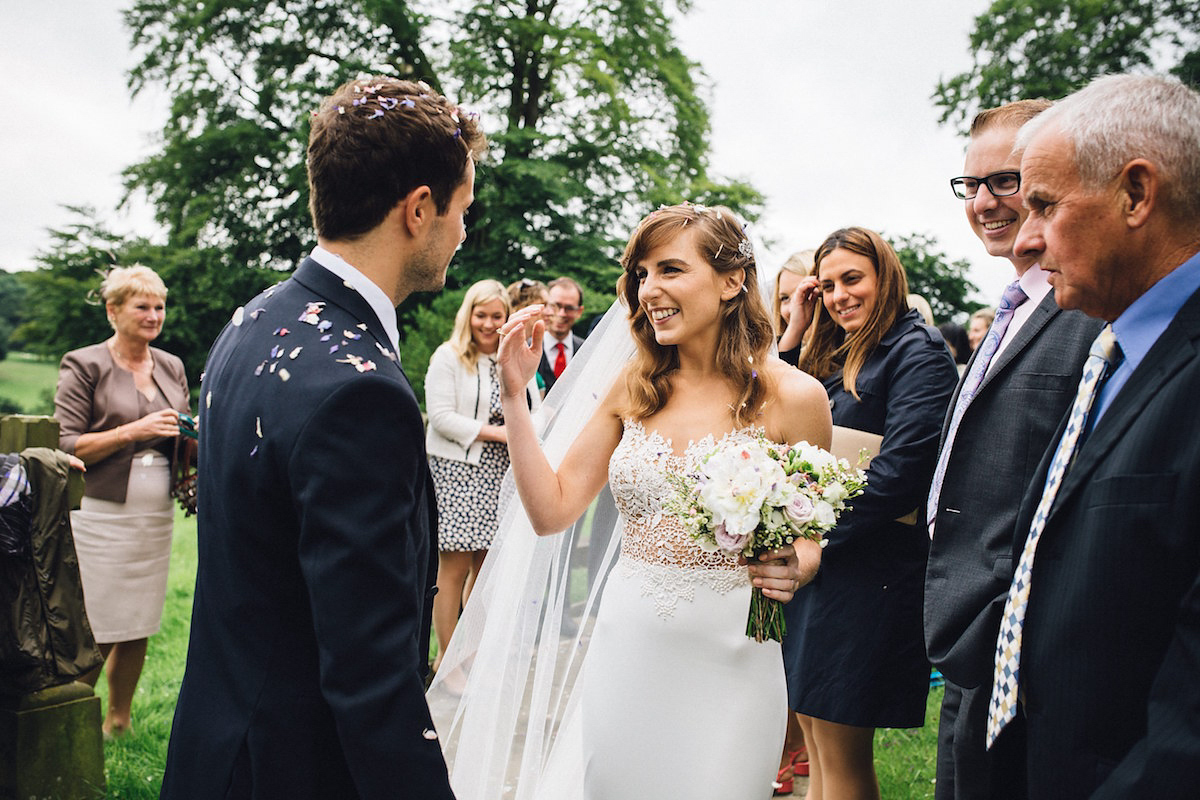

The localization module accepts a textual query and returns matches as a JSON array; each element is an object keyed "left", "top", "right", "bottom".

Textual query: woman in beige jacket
[{"left": 54, "top": 265, "right": 189, "bottom": 737}]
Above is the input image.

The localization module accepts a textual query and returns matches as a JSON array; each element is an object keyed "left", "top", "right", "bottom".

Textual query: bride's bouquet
[{"left": 667, "top": 435, "right": 867, "bottom": 642}]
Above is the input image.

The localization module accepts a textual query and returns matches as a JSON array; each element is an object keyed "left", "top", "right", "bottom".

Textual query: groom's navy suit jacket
[
  {"left": 997, "top": 283, "right": 1200, "bottom": 799},
  {"left": 161, "top": 259, "right": 454, "bottom": 799}
]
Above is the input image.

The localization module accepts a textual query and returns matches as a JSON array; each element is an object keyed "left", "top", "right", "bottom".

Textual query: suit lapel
[
  {"left": 975, "top": 291, "right": 1061, "bottom": 396},
  {"left": 1048, "top": 286, "right": 1200, "bottom": 515},
  {"left": 291, "top": 258, "right": 404, "bottom": 377},
  {"left": 937, "top": 291, "right": 1061, "bottom": 444}
]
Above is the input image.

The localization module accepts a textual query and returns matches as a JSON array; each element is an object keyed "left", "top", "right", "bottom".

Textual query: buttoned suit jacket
[
  {"left": 1000, "top": 283, "right": 1200, "bottom": 799},
  {"left": 537, "top": 332, "right": 585, "bottom": 393},
  {"left": 923, "top": 291, "right": 1100, "bottom": 799},
  {"left": 160, "top": 259, "right": 453, "bottom": 799},
  {"left": 925, "top": 292, "right": 1102, "bottom": 688}
]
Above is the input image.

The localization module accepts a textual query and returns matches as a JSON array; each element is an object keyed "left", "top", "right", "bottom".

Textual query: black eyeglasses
[
  {"left": 950, "top": 171, "right": 1021, "bottom": 200},
  {"left": 544, "top": 302, "right": 581, "bottom": 314}
]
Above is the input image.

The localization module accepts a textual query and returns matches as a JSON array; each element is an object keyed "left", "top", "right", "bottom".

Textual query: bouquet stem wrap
[{"left": 747, "top": 578, "right": 786, "bottom": 643}]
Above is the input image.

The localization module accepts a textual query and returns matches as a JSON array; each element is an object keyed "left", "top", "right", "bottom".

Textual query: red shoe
[
  {"left": 792, "top": 746, "right": 810, "bottom": 777},
  {"left": 774, "top": 747, "right": 806, "bottom": 795}
]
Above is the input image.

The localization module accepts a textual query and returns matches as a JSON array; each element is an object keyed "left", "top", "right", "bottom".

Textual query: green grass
[
  {"left": 95, "top": 509, "right": 197, "bottom": 799},
  {"left": 94, "top": 510, "right": 942, "bottom": 798},
  {"left": 0, "top": 352, "right": 59, "bottom": 414},
  {"left": 877, "top": 687, "right": 942, "bottom": 799}
]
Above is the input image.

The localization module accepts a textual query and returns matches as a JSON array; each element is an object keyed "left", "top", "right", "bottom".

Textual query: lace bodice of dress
[{"left": 608, "top": 419, "right": 750, "bottom": 617}]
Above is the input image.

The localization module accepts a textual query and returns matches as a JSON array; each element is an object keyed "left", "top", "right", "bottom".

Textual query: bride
[{"left": 427, "top": 203, "right": 832, "bottom": 799}]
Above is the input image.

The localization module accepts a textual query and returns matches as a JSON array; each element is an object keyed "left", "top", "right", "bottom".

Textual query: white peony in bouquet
[{"left": 667, "top": 435, "right": 867, "bottom": 642}]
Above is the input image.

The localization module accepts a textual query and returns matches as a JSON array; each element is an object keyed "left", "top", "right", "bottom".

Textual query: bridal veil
[{"left": 426, "top": 299, "right": 634, "bottom": 800}]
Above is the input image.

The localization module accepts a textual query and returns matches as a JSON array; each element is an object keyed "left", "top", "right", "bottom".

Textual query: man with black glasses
[{"left": 923, "top": 100, "right": 1101, "bottom": 800}]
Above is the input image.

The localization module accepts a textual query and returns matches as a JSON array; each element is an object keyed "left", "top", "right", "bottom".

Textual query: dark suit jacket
[
  {"left": 161, "top": 259, "right": 453, "bottom": 799},
  {"left": 537, "top": 332, "right": 585, "bottom": 393},
  {"left": 925, "top": 292, "right": 1102, "bottom": 689},
  {"left": 1003, "top": 284, "right": 1200, "bottom": 799}
]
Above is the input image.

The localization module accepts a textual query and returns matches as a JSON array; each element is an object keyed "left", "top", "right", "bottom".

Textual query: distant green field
[{"left": 0, "top": 352, "right": 59, "bottom": 414}]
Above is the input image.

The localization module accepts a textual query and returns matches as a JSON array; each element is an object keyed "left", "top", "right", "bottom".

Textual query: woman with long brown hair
[
  {"left": 428, "top": 203, "right": 832, "bottom": 798},
  {"left": 785, "top": 227, "right": 958, "bottom": 800}
]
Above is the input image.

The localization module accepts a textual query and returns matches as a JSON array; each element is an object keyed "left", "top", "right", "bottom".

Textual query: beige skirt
[{"left": 72, "top": 450, "right": 174, "bottom": 643}]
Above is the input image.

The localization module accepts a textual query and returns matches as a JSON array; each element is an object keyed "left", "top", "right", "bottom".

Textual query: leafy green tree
[
  {"left": 0, "top": 270, "right": 28, "bottom": 361},
  {"left": 889, "top": 232, "right": 982, "bottom": 325},
  {"left": 123, "top": 0, "right": 437, "bottom": 270},
  {"left": 14, "top": 208, "right": 274, "bottom": 383},
  {"left": 401, "top": 286, "right": 470, "bottom": 411},
  {"left": 122, "top": 0, "right": 759, "bottom": 315},
  {"left": 934, "top": 0, "right": 1200, "bottom": 132},
  {"left": 446, "top": 0, "right": 762, "bottom": 296}
]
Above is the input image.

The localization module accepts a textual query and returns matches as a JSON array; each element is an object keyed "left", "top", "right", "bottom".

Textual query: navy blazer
[
  {"left": 784, "top": 309, "right": 958, "bottom": 727},
  {"left": 1002, "top": 284, "right": 1200, "bottom": 799},
  {"left": 161, "top": 259, "right": 453, "bottom": 799}
]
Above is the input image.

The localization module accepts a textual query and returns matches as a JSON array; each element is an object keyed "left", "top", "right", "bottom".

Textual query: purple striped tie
[{"left": 927, "top": 281, "right": 1028, "bottom": 535}]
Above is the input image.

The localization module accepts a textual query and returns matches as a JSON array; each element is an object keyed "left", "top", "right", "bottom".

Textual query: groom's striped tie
[{"left": 986, "top": 325, "right": 1123, "bottom": 748}]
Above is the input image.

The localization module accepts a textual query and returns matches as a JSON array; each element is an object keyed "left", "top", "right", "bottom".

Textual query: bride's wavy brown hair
[
  {"left": 616, "top": 204, "right": 775, "bottom": 427},
  {"left": 796, "top": 226, "right": 910, "bottom": 400}
]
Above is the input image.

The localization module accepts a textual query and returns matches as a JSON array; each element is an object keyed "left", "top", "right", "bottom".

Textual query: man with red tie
[{"left": 537, "top": 276, "right": 586, "bottom": 392}]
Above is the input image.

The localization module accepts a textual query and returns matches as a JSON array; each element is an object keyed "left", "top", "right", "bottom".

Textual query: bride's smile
[{"left": 635, "top": 227, "right": 741, "bottom": 350}]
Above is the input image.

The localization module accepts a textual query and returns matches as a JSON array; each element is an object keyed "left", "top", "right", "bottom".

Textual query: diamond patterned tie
[
  {"left": 553, "top": 341, "right": 567, "bottom": 378},
  {"left": 927, "top": 281, "right": 1029, "bottom": 533},
  {"left": 986, "top": 325, "right": 1123, "bottom": 748}
]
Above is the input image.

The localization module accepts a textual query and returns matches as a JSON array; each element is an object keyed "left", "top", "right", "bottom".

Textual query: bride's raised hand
[{"left": 497, "top": 304, "right": 546, "bottom": 398}]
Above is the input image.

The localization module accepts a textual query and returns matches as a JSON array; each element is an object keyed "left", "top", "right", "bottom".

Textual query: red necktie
[{"left": 553, "top": 342, "right": 567, "bottom": 378}]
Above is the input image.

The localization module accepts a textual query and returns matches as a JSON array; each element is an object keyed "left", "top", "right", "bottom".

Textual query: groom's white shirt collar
[{"left": 310, "top": 245, "right": 401, "bottom": 357}]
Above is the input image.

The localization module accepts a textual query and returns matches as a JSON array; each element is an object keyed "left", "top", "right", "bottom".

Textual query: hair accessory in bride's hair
[{"left": 737, "top": 220, "right": 755, "bottom": 261}]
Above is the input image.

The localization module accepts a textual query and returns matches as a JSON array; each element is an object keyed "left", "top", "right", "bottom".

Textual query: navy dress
[{"left": 783, "top": 309, "right": 958, "bottom": 728}]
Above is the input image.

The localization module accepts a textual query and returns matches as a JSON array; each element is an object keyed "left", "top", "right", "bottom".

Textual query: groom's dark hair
[{"left": 307, "top": 76, "right": 486, "bottom": 241}]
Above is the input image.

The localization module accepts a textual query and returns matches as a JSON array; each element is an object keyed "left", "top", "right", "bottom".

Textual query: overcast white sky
[{"left": 0, "top": 0, "right": 1015, "bottom": 306}]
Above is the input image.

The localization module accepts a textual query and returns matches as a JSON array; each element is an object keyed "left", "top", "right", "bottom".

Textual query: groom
[{"left": 161, "top": 78, "right": 484, "bottom": 799}]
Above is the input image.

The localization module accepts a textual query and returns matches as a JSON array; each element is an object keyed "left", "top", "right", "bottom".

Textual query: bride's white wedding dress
[
  {"left": 426, "top": 304, "right": 786, "bottom": 800},
  {"left": 582, "top": 419, "right": 787, "bottom": 798}
]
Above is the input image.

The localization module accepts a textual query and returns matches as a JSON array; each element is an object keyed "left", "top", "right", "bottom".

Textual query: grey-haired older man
[{"left": 985, "top": 73, "right": 1200, "bottom": 800}]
